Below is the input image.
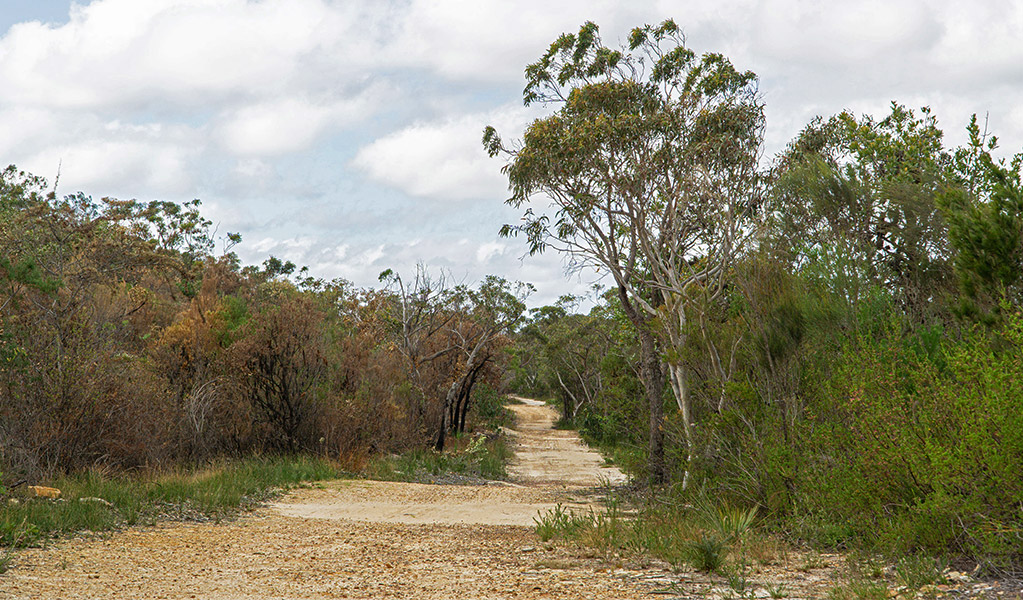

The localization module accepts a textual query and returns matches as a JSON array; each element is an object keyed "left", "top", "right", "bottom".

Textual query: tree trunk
[
  {"left": 436, "top": 340, "right": 488, "bottom": 451},
  {"left": 666, "top": 362, "right": 693, "bottom": 490},
  {"left": 456, "top": 358, "right": 487, "bottom": 434},
  {"left": 638, "top": 325, "right": 666, "bottom": 485},
  {"left": 435, "top": 374, "right": 462, "bottom": 451},
  {"left": 617, "top": 285, "right": 667, "bottom": 485},
  {"left": 434, "top": 386, "right": 453, "bottom": 451},
  {"left": 555, "top": 370, "right": 579, "bottom": 421}
]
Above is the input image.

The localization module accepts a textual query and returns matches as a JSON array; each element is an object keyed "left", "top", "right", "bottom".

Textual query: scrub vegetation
[
  {"left": 492, "top": 20, "right": 1023, "bottom": 576},
  {"left": 2, "top": 16, "right": 1023, "bottom": 582}
]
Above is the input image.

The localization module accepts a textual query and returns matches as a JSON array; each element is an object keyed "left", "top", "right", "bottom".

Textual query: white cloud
[
  {"left": 0, "top": 0, "right": 357, "bottom": 110},
  {"left": 232, "top": 158, "right": 272, "bottom": 179},
  {"left": 752, "top": 1, "right": 942, "bottom": 66},
  {"left": 351, "top": 104, "right": 537, "bottom": 201},
  {"left": 2, "top": 0, "right": 1023, "bottom": 308},
  {"left": 476, "top": 241, "right": 507, "bottom": 264},
  {"left": 216, "top": 90, "right": 385, "bottom": 157},
  {"left": 13, "top": 117, "right": 202, "bottom": 198},
  {"left": 235, "top": 233, "right": 593, "bottom": 306}
]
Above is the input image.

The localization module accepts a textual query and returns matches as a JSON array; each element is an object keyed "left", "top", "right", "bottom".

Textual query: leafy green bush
[
  {"left": 799, "top": 313, "right": 1023, "bottom": 568},
  {"left": 469, "top": 384, "right": 513, "bottom": 429}
]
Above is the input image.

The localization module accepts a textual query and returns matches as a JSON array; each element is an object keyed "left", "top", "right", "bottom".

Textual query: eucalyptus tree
[{"left": 485, "top": 20, "right": 765, "bottom": 485}]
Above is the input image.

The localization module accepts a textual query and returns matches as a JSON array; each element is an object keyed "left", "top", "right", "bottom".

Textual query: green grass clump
[
  {"left": 686, "top": 533, "right": 729, "bottom": 572},
  {"left": 894, "top": 554, "right": 947, "bottom": 589},
  {"left": 534, "top": 504, "right": 593, "bottom": 542},
  {"left": 534, "top": 490, "right": 765, "bottom": 575},
  {"left": 826, "top": 580, "right": 889, "bottom": 600},
  {"left": 0, "top": 456, "right": 343, "bottom": 551},
  {"left": 365, "top": 434, "right": 511, "bottom": 483}
]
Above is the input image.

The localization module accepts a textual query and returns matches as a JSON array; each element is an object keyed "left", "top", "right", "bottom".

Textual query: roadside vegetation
[
  {"left": 3, "top": 14, "right": 1022, "bottom": 586},
  {"left": 365, "top": 433, "right": 511, "bottom": 484},
  {"left": 533, "top": 491, "right": 963, "bottom": 598},
  {"left": 0, "top": 160, "right": 522, "bottom": 565},
  {"left": 0, "top": 456, "right": 342, "bottom": 573},
  {"left": 493, "top": 19, "right": 1023, "bottom": 579},
  {"left": 365, "top": 383, "right": 515, "bottom": 483},
  {"left": 0, "top": 399, "right": 512, "bottom": 572}
]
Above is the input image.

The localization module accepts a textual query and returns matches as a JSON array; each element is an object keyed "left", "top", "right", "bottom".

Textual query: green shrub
[
  {"left": 469, "top": 384, "right": 513, "bottom": 429},
  {"left": 798, "top": 313, "right": 1023, "bottom": 567}
]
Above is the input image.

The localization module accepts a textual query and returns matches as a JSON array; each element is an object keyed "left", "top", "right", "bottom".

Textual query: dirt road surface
[
  {"left": 7, "top": 398, "right": 1013, "bottom": 599},
  {"left": 2, "top": 398, "right": 668, "bottom": 600}
]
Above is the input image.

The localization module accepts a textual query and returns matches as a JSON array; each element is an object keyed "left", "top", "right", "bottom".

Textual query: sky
[{"left": 1, "top": 0, "right": 1022, "bottom": 306}]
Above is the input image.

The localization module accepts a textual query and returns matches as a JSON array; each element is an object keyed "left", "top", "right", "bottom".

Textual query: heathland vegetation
[{"left": 2, "top": 17, "right": 1022, "bottom": 580}]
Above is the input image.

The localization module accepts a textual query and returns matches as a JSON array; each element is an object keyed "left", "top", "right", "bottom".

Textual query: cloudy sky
[{"left": 2, "top": 0, "right": 1021, "bottom": 305}]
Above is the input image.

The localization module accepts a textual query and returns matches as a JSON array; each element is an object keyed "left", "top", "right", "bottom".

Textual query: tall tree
[{"left": 485, "top": 20, "right": 764, "bottom": 485}]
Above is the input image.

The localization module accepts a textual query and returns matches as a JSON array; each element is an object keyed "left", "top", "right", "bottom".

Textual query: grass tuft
[
  {"left": 365, "top": 434, "right": 510, "bottom": 484},
  {"left": 1, "top": 456, "right": 344, "bottom": 551},
  {"left": 686, "top": 532, "right": 729, "bottom": 573},
  {"left": 894, "top": 554, "right": 947, "bottom": 589}
]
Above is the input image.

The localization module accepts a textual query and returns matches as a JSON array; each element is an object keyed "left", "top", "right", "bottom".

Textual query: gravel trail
[{"left": 3, "top": 398, "right": 661, "bottom": 600}]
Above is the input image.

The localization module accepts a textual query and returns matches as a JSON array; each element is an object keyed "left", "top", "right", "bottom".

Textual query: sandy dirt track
[
  {"left": 2, "top": 398, "right": 664, "bottom": 600},
  {"left": 271, "top": 397, "right": 626, "bottom": 528},
  {"left": 6, "top": 398, "right": 1014, "bottom": 600}
]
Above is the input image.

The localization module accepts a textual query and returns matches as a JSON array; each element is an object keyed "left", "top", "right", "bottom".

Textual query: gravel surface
[
  {"left": 4, "top": 399, "right": 1017, "bottom": 599},
  {"left": 1, "top": 399, "right": 653, "bottom": 599}
]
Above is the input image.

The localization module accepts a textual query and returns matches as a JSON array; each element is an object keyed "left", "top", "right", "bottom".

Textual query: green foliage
[
  {"left": 0, "top": 256, "right": 60, "bottom": 294},
  {"left": 468, "top": 384, "right": 513, "bottom": 430},
  {"left": 773, "top": 103, "right": 954, "bottom": 322},
  {"left": 491, "top": 19, "right": 765, "bottom": 484},
  {"left": 212, "top": 295, "right": 250, "bottom": 346},
  {"left": 939, "top": 116, "right": 1023, "bottom": 321},
  {"left": 799, "top": 313, "right": 1023, "bottom": 567},
  {"left": 502, "top": 103, "right": 1023, "bottom": 572},
  {"left": 1, "top": 163, "right": 530, "bottom": 484}
]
